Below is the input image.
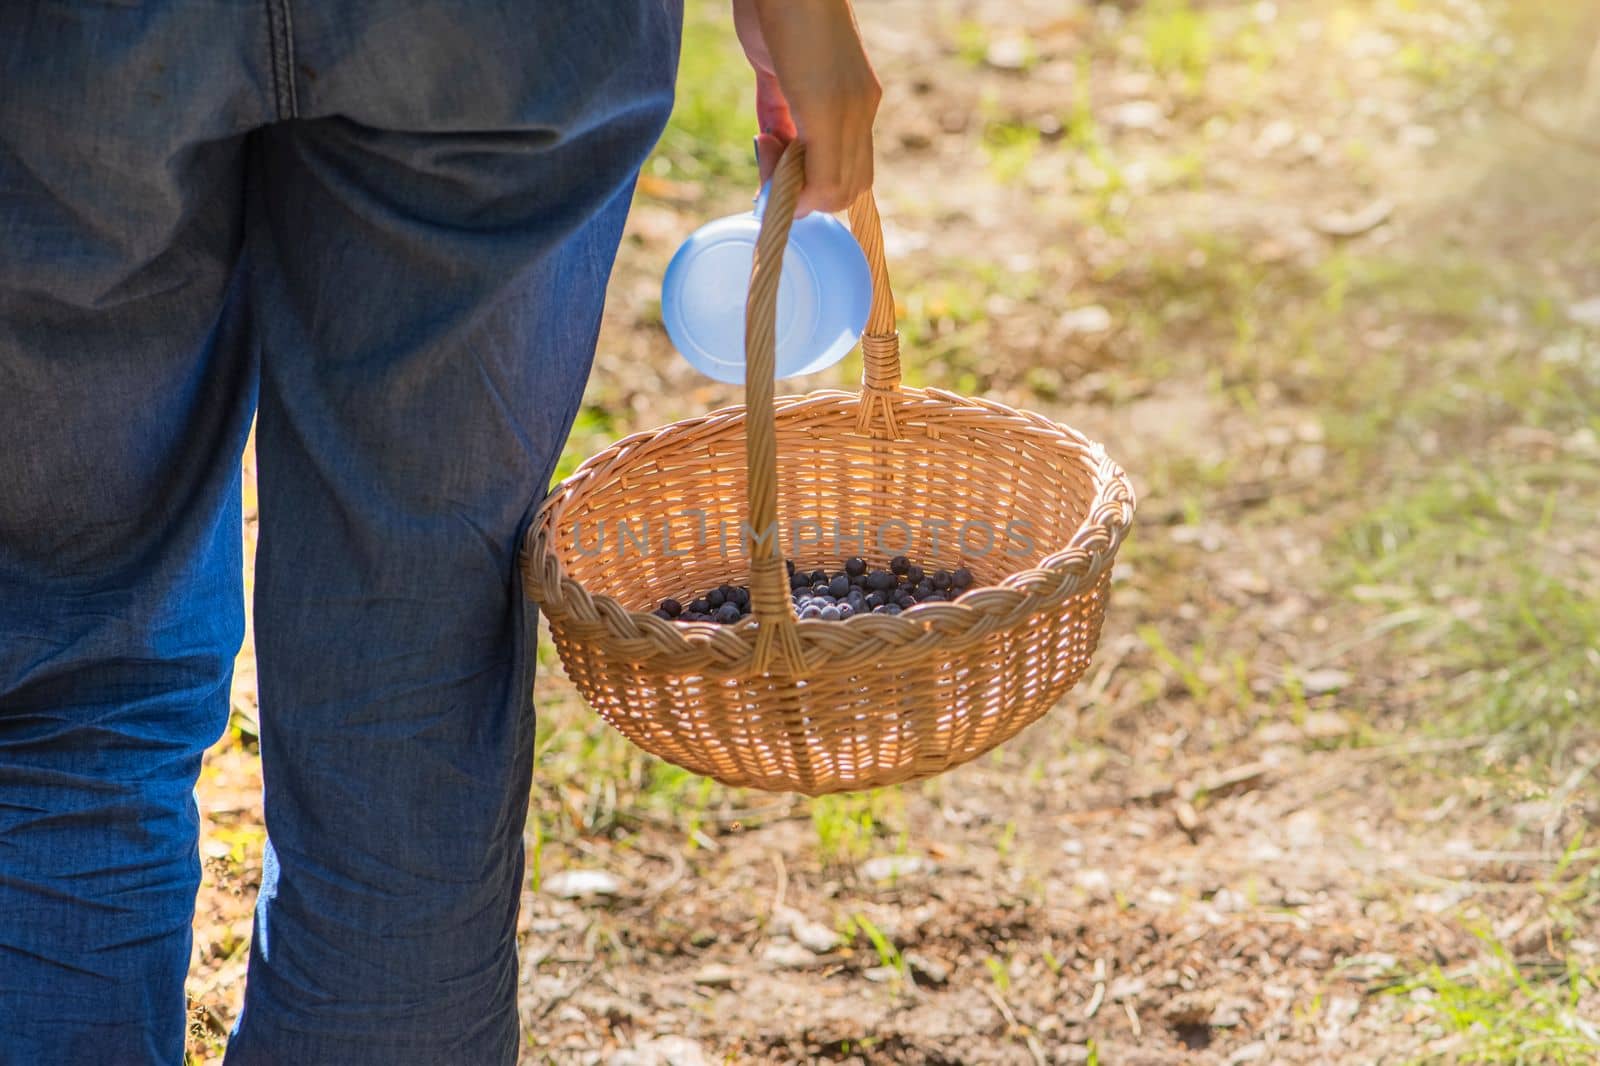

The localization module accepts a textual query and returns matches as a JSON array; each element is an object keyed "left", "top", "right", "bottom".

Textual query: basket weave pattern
[{"left": 524, "top": 147, "right": 1134, "bottom": 795}]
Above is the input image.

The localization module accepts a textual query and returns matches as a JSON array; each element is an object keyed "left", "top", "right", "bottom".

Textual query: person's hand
[{"left": 732, "top": 0, "right": 881, "bottom": 215}]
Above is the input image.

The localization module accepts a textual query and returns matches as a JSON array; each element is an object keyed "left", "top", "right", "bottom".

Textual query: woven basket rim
[{"left": 522, "top": 385, "right": 1135, "bottom": 673}]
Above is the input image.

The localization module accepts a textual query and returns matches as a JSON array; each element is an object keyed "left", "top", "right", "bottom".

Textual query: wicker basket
[{"left": 523, "top": 145, "right": 1135, "bottom": 795}]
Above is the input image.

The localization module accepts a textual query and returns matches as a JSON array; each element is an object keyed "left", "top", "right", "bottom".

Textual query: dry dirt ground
[{"left": 187, "top": 1, "right": 1600, "bottom": 1063}]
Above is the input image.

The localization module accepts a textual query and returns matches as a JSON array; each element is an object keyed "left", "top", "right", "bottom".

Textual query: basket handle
[
  {"left": 846, "top": 185, "right": 903, "bottom": 437},
  {"left": 744, "top": 143, "right": 903, "bottom": 675},
  {"left": 743, "top": 144, "right": 807, "bottom": 676}
]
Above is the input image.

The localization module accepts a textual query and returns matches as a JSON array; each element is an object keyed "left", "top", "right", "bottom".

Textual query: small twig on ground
[
  {"left": 1543, "top": 751, "right": 1600, "bottom": 853},
  {"left": 1130, "top": 760, "right": 1273, "bottom": 807},
  {"left": 1123, "top": 1000, "right": 1142, "bottom": 1039},
  {"left": 1078, "top": 634, "right": 1134, "bottom": 705},
  {"left": 1336, "top": 735, "right": 1493, "bottom": 761},
  {"left": 627, "top": 847, "right": 687, "bottom": 914},
  {"left": 983, "top": 986, "right": 1047, "bottom": 1066},
  {"left": 531, "top": 962, "right": 601, "bottom": 1022},
  {"left": 769, "top": 852, "right": 788, "bottom": 922},
  {"left": 597, "top": 972, "right": 653, "bottom": 1021},
  {"left": 1360, "top": 957, "right": 1574, "bottom": 995},
  {"left": 1173, "top": 797, "right": 1202, "bottom": 842},
  {"left": 1084, "top": 958, "right": 1108, "bottom": 1020},
  {"left": 985, "top": 985, "right": 1019, "bottom": 1028},
  {"left": 1189, "top": 761, "right": 1273, "bottom": 801},
  {"left": 199, "top": 1005, "right": 231, "bottom": 1037}
]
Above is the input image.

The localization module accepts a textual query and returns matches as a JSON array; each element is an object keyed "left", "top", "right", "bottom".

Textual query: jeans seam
[{"left": 265, "top": 0, "right": 298, "bottom": 120}]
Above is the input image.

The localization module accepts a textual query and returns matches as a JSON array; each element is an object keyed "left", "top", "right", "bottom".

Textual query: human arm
[{"left": 731, "top": 0, "right": 882, "bottom": 215}]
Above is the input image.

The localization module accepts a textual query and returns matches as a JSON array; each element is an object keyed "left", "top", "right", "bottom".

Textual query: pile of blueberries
[{"left": 652, "top": 556, "right": 974, "bottom": 624}]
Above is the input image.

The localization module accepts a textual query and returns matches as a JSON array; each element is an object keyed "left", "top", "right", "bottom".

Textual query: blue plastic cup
[{"left": 660, "top": 183, "right": 872, "bottom": 385}]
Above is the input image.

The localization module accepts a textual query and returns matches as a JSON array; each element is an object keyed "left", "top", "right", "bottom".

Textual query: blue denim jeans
[{"left": 0, "top": 3, "right": 681, "bottom": 1062}]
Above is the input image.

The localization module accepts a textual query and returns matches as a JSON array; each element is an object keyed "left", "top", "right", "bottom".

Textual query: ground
[{"left": 187, "top": 1, "right": 1600, "bottom": 1062}]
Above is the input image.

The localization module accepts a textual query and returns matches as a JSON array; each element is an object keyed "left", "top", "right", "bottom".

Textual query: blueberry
[
  {"left": 786, "top": 559, "right": 796, "bottom": 577},
  {"left": 660, "top": 598, "right": 683, "bottom": 617},
  {"left": 791, "top": 572, "right": 810, "bottom": 590},
  {"left": 867, "top": 570, "right": 896, "bottom": 591},
  {"left": 799, "top": 604, "right": 822, "bottom": 620},
  {"left": 732, "top": 587, "right": 750, "bottom": 609},
  {"left": 895, "top": 590, "right": 916, "bottom": 608},
  {"left": 883, "top": 603, "right": 902, "bottom": 615},
  {"left": 819, "top": 605, "right": 841, "bottom": 621},
  {"left": 837, "top": 604, "right": 854, "bottom": 619},
  {"left": 652, "top": 607, "right": 673, "bottom": 620},
  {"left": 809, "top": 569, "right": 828, "bottom": 586},
  {"left": 866, "top": 590, "right": 887, "bottom": 608},
  {"left": 906, "top": 564, "right": 924, "bottom": 585},
  {"left": 890, "top": 555, "right": 911, "bottom": 575},
  {"left": 707, "top": 588, "right": 726, "bottom": 608},
  {"left": 715, "top": 603, "right": 742, "bottom": 624},
  {"left": 914, "top": 579, "right": 934, "bottom": 597},
  {"left": 845, "top": 557, "right": 867, "bottom": 577},
  {"left": 828, "top": 574, "right": 850, "bottom": 598},
  {"left": 689, "top": 597, "right": 710, "bottom": 613},
  {"left": 931, "top": 569, "right": 952, "bottom": 590},
  {"left": 952, "top": 567, "right": 973, "bottom": 589},
  {"left": 849, "top": 572, "right": 868, "bottom": 588}
]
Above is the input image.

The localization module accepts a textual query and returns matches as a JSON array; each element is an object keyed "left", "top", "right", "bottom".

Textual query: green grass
[
  {"left": 550, "top": 403, "right": 621, "bottom": 487},
  {"left": 950, "top": 19, "right": 1036, "bottom": 72},
  {"left": 810, "top": 789, "right": 904, "bottom": 866},
  {"left": 952, "top": 19, "right": 991, "bottom": 69},
  {"left": 892, "top": 269, "right": 995, "bottom": 392},
  {"left": 843, "top": 912, "right": 908, "bottom": 983},
  {"left": 1339, "top": 463, "right": 1600, "bottom": 756},
  {"left": 532, "top": 682, "right": 723, "bottom": 842},
  {"left": 1395, "top": 955, "right": 1599, "bottom": 1064},
  {"left": 533, "top": 673, "right": 914, "bottom": 865},
  {"left": 643, "top": 0, "right": 756, "bottom": 187},
  {"left": 984, "top": 955, "right": 1013, "bottom": 994},
  {"left": 1390, "top": 891, "right": 1600, "bottom": 1066},
  {"left": 811, "top": 793, "right": 877, "bottom": 866},
  {"left": 1090, "top": 208, "right": 1598, "bottom": 762},
  {"left": 1136, "top": 0, "right": 1213, "bottom": 87},
  {"left": 981, "top": 117, "right": 1041, "bottom": 184}
]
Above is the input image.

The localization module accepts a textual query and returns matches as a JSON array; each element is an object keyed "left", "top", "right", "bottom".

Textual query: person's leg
[
  {"left": 0, "top": 6, "right": 269, "bottom": 1063},
  {"left": 224, "top": 5, "right": 681, "bottom": 1062}
]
